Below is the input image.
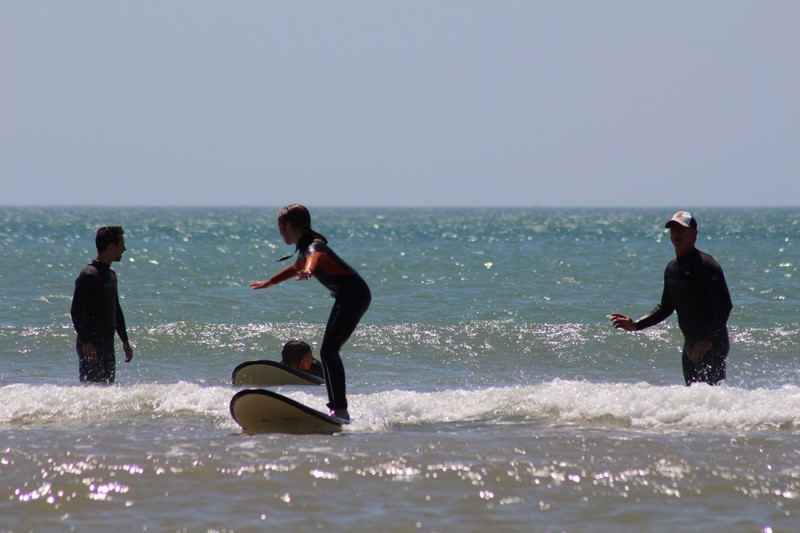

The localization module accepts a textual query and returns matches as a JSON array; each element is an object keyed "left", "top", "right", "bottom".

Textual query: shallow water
[{"left": 1, "top": 207, "right": 799, "bottom": 532}]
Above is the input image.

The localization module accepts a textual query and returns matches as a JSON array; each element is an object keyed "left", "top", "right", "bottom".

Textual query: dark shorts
[
  {"left": 77, "top": 338, "right": 116, "bottom": 384},
  {"left": 682, "top": 339, "right": 729, "bottom": 386}
]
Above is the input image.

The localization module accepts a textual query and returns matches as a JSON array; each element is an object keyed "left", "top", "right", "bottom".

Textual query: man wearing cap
[{"left": 611, "top": 211, "right": 733, "bottom": 385}]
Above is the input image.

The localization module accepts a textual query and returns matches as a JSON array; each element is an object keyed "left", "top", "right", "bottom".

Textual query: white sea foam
[
  {"left": 0, "top": 382, "right": 235, "bottom": 427},
  {"left": 4, "top": 380, "right": 798, "bottom": 433},
  {"left": 345, "top": 380, "right": 800, "bottom": 432}
]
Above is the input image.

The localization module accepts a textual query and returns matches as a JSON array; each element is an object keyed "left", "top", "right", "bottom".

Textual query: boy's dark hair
[
  {"left": 281, "top": 339, "right": 312, "bottom": 366},
  {"left": 96, "top": 226, "right": 125, "bottom": 254}
]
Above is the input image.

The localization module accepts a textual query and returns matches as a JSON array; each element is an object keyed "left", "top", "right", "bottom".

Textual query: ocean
[{"left": 1, "top": 206, "right": 799, "bottom": 532}]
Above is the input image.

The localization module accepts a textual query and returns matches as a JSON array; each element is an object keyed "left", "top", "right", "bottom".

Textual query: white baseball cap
[{"left": 665, "top": 211, "right": 697, "bottom": 229}]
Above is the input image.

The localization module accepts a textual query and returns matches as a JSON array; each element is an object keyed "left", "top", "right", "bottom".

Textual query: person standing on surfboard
[
  {"left": 251, "top": 204, "right": 370, "bottom": 421},
  {"left": 610, "top": 211, "right": 732, "bottom": 386},
  {"left": 70, "top": 226, "right": 134, "bottom": 384}
]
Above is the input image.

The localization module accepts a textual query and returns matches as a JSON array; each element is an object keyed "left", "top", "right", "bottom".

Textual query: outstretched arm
[
  {"left": 250, "top": 260, "right": 301, "bottom": 290},
  {"left": 611, "top": 280, "right": 674, "bottom": 333},
  {"left": 610, "top": 313, "right": 637, "bottom": 331},
  {"left": 617, "top": 278, "right": 675, "bottom": 333}
]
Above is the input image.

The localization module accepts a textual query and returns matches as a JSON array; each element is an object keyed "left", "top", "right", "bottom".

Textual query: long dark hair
[
  {"left": 278, "top": 204, "right": 327, "bottom": 243},
  {"left": 275, "top": 204, "right": 327, "bottom": 261}
]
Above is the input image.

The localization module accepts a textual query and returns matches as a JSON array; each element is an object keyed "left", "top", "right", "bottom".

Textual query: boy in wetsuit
[
  {"left": 281, "top": 339, "right": 324, "bottom": 379},
  {"left": 70, "top": 226, "right": 134, "bottom": 384},
  {"left": 611, "top": 211, "right": 733, "bottom": 385},
  {"left": 251, "top": 204, "right": 370, "bottom": 421}
]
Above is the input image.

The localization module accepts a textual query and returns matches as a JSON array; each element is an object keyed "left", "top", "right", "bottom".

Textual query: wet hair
[
  {"left": 281, "top": 339, "right": 313, "bottom": 367},
  {"left": 278, "top": 204, "right": 327, "bottom": 243},
  {"left": 95, "top": 226, "right": 124, "bottom": 254}
]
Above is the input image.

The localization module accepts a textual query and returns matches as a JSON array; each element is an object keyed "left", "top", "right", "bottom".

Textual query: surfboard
[
  {"left": 230, "top": 389, "right": 347, "bottom": 434},
  {"left": 231, "top": 360, "right": 324, "bottom": 387}
]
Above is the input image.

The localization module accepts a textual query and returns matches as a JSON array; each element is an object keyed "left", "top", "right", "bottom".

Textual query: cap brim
[{"left": 665, "top": 219, "right": 692, "bottom": 229}]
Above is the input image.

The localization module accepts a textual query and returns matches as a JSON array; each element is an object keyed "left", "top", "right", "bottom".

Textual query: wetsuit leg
[
  {"left": 682, "top": 340, "right": 729, "bottom": 386},
  {"left": 77, "top": 338, "right": 116, "bottom": 384},
  {"left": 320, "top": 285, "right": 371, "bottom": 411}
]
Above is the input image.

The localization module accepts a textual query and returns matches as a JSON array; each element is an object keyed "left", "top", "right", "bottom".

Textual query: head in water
[{"left": 281, "top": 339, "right": 314, "bottom": 371}]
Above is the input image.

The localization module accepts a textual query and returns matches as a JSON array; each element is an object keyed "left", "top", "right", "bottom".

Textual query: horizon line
[{"left": 1, "top": 203, "right": 799, "bottom": 210}]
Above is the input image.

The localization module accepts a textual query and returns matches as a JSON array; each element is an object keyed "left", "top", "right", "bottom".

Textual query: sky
[{"left": 1, "top": 1, "right": 798, "bottom": 208}]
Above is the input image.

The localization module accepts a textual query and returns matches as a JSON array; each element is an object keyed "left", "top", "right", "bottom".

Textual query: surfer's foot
[{"left": 330, "top": 409, "right": 350, "bottom": 422}]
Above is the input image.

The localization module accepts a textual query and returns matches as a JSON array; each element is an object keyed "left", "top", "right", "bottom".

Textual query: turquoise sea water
[{"left": 1, "top": 207, "right": 799, "bottom": 532}]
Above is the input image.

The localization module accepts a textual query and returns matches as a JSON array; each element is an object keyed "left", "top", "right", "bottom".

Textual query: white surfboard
[
  {"left": 231, "top": 360, "right": 324, "bottom": 387},
  {"left": 230, "top": 389, "right": 348, "bottom": 434}
]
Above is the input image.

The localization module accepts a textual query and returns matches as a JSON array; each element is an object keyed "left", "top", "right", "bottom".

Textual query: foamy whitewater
[{"left": 1, "top": 207, "right": 799, "bottom": 532}]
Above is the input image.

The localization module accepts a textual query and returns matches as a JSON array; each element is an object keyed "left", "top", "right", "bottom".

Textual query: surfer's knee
[{"left": 319, "top": 343, "right": 341, "bottom": 363}]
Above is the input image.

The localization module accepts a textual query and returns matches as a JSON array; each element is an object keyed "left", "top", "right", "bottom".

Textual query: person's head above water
[
  {"left": 276, "top": 204, "right": 327, "bottom": 250},
  {"left": 278, "top": 204, "right": 313, "bottom": 232},
  {"left": 281, "top": 339, "right": 314, "bottom": 371},
  {"left": 665, "top": 210, "right": 697, "bottom": 230},
  {"left": 665, "top": 210, "right": 698, "bottom": 257}
]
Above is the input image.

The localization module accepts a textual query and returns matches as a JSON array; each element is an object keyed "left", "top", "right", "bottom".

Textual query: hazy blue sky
[{"left": 2, "top": 1, "right": 798, "bottom": 207}]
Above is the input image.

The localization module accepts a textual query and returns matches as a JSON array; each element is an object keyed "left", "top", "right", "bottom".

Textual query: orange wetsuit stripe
[
  {"left": 304, "top": 251, "right": 350, "bottom": 277},
  {"left": 269, "top": 260, "right": 301, "bottom": 285}
]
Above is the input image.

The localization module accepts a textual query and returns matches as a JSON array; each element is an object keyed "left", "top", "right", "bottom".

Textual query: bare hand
[
  {"left": 610, "top": 313, "right": 636, "bottom": 331},
  {"left": 690, "top": 340, "right": 712, "bottom": 362},
  {"left": 123, "top": 341, "right": 134, "bottom": 363},
  {"left": 296, "top": 269, "right": 313, "bottom": 280},
  {"left": 82, "top": 342, "right": 98, "bottom": 364},
  {"left": 250, "top": 280, "right": 271, "bottom": 290}
]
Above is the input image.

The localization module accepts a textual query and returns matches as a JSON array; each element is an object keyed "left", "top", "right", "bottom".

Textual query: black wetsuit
[
  {"left": 635, "top": 248, "right": 732, "bottom": 385},
  {"left": 70, "top": 260, "right": 129, "bottom": 383},
  {"left": 306, "top": 359, "right": 325, "bottom": 380},
  {"left": 296, "top": 235, "right": 370, "bottom": 411}
]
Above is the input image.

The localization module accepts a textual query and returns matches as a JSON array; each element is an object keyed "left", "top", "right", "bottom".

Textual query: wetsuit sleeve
[
  {"left": 71, "top": 271, "right": 92, "bottom": 343},
  {"left": 115, "top": 295, "right": 129, "bottom": 343},
  {"left": 303, "top": 251, "right": 322, "bottom": 273},
  {"left": 700, "top": 261, "right": 732, "bottom": 340},
  {"left": 308, "top": 359, "right": 325, "bottom": 379},
  {"left": 269, "top": 259, "right": 302, "bottom": 285},
  {"left": 303, "top": 244, "right": 350, "bottom": 276},
  {"left": 634, "top": 272, "right": 675, "bottom": 331}
]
